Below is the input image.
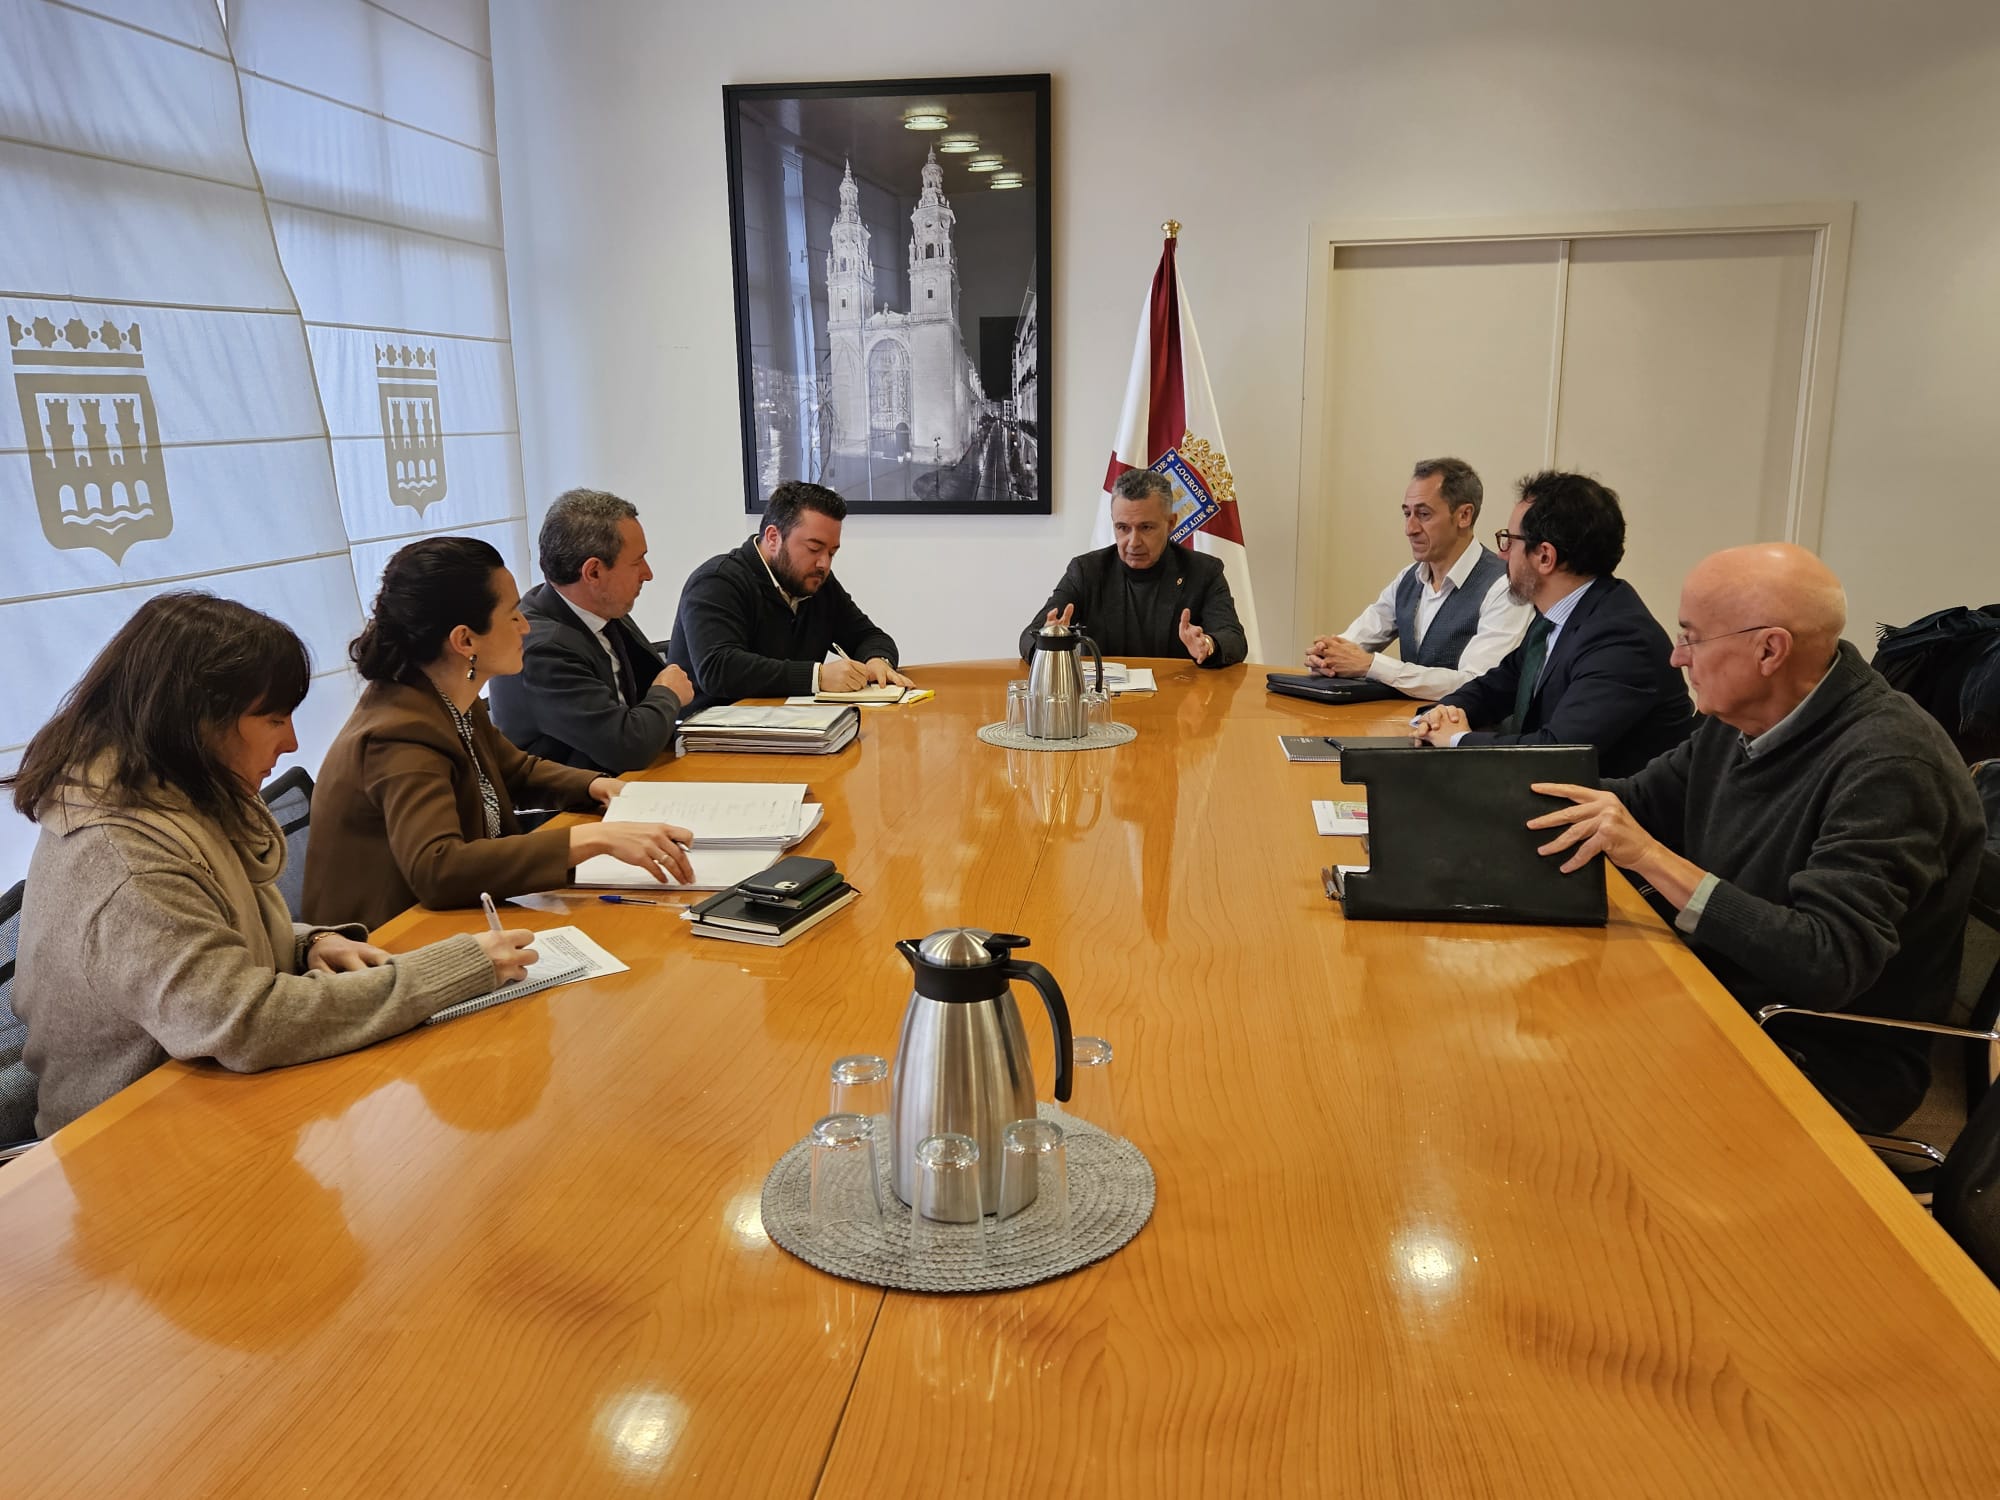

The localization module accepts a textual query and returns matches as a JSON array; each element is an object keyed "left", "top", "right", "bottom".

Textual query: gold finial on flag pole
[{"left": 1162, "top": 219, "right": 1181, "bottom": 239}]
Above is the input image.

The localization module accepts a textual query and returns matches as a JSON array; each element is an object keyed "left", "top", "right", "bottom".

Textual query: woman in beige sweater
[{"left": 10, "top": 594, "right": 539, "bottom": 1136}]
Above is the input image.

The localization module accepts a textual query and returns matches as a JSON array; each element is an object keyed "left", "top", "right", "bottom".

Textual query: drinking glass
[
  {"left": 828, "top": 1054, "right": 889, "bottom": 1140},
  {"left": 908, "top": 1132, "right": 986, "bottom": 1268},
  {"left": 997, "top": 1118, "right": 1069, "bottom": 1243},
  {"left": 1005, "top": 680, "right": 1031, "bottom": 730},
  {"left": 1070, "top": 1035, "right": 1116, "bottom": 1138},
  {"left": 1082, "top": 689, "right": 1113, "bottom": 733},
  {"left": 808, "top": 1112, "right": 882, "bottom": 1239}
]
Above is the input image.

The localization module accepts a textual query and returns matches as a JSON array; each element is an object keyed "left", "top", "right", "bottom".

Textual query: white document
[
  {"left": 604, "top": 782, "right": 808, "bottom": 844},
  {"left": 1096, "top": 664, "right": 1157, "bottom": 694},
  {"left": 574, "top": 797, "right": 824, "bottom": 890},
  {"left": 1312, "top": 800, "right": 1371, "bottom": 836},
  {"left": 427, "top": 925, "right": 629, "bottom": 1024},
  {"left": 681, "top": 703, "right": 853, "bottom": 731}
]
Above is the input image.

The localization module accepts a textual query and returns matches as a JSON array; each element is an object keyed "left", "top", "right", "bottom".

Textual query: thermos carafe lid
[{"left": 916, "top": 927, "right": 1000, "bottom": 967}]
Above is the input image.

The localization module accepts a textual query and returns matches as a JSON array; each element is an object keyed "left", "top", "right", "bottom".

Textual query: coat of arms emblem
[
  {"left": 1150, "top": 432, "right": 1233, "bottom": 545},
  {"left": 377, "top": 342, "right": 447, "bottom": 513},
  {"left": 10, "top": 313, "right": 171, "bottom": 563}
]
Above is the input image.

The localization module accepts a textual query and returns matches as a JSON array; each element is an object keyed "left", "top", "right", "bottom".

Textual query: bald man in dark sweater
[{"left": 1529, "top": 544, "right": 1985, "bottom": 1133}]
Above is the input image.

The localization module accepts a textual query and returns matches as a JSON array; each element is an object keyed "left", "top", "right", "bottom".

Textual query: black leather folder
[
  {"left": 1336, "top": 744, "right": 1607, "bottom": 925},
  {"left": 1266, "top": 672, "right": 1406, "bottom": 705}
]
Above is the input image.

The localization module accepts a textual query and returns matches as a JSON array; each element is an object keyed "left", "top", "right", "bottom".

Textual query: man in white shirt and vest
[{"left": 1305, "top": 457, "right": 1531, "bottom": 700}]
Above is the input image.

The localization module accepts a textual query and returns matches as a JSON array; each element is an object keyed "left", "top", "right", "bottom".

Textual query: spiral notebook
[{"left": 425, "top": 926, "right": 627, "bottom": 1025}]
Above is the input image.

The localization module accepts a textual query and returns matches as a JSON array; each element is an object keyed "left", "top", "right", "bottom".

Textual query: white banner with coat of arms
[
  {"left": 229, "top": 0, "right": 532, "bottom": 607},
  {"left": 0, "top": 0, "right": 532, "bottom": 884},
  {"left": 0, "top": 0, "right": 368, "bottom": 879}
]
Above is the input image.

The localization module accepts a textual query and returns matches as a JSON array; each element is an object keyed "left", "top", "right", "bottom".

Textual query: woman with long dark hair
[
  {"left": 11, "top": 593, "right": 538, "bottom": 1136},
  {"left": 304, "top": 537, "right": 691, "bottom": 929}
]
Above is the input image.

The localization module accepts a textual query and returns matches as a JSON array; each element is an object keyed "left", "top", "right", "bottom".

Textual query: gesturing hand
[
  {"left": 1525, "top": 783, "right": 1657, "bottom": 872},
  {"left": 1410, "top": 704, "right": 1469, "bottom": 745},
  {"left": 1042, "top": 603, "right": 1076, "bottom": 631},
  {"left": 1178, "top": 608, "right": 1214, "bottom": 664}
]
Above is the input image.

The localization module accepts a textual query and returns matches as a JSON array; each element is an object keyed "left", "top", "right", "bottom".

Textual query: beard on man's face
[{"left": 772, "top": 544, "right": 828, "bottom": 597}]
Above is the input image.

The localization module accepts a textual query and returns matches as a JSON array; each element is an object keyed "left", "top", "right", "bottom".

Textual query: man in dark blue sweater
[
  {"left": 1530, "top": 544, "right": 1986, "bottom": 1132},
  {"left": 668, "top": 482, "right": 908, "bottom": 711}
]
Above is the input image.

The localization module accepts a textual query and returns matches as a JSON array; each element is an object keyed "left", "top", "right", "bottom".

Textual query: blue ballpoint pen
[{"left": 598, "top": 894, "right": 662, "bottom": 907}]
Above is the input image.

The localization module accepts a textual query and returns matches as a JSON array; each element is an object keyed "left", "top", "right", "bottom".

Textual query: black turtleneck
[{"left": 1019, "top": 542, "right": 1248, "bottom": 668}]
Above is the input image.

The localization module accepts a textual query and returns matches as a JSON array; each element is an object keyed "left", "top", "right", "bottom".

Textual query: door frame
[{"left": 1294, "top": 203, "right": 1854, "bottom": 645}]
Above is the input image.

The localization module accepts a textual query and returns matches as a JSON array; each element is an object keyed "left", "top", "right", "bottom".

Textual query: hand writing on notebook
[
  {"left": 474, "top": 927, "right": 539, "bottom": 984},
  {"left": 822, "top": 655, "right": 913, "bottom": 692},
  {"left": 569, "top": 819, "right": 696, "bottom": 885}
]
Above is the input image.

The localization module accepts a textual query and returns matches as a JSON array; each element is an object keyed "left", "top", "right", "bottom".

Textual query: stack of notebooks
[
  {"left": 574, "top": 781, "right": 824, "bottom": 890},
  {"left": 683, "top": 856, "right": 858, "bottom": 947},
  {"left": 678, "top": 703, "right": 859, "bottom": 755}
]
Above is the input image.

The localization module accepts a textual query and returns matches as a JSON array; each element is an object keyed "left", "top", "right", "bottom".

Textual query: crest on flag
[
  {"left": 10, "top": 312, "right": 173, "bottom": 563},
  {"left": 377, "top": 342, "right": 448, "bottom": 513},
  {"left": 1150, "top": 432, "right": 1234, "bottom": 545}
]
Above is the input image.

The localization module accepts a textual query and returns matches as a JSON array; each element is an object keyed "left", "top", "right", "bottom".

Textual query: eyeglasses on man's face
[
  {"left": 1493, "top": 528, "right": 1539, "bottom": 553},
  {"left": 1672, "top": 624, "right": 1780, "bottom": 652}
]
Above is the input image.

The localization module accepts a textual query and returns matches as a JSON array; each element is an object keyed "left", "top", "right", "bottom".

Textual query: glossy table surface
[{"left": 4, "top": 661, "right": 2000, "bottom": 1497}]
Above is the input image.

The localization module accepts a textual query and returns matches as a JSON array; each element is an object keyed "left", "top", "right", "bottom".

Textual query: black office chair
[
  {"left": 260, "top": 766, "right": 314, "bottom": 922},
  {"left": 1755, "top": 849, "right": 2000, "bottom": 1186},
  {"left": 1974, "top": 760, "right": 2000, "bottom": 856},
  {"left": 1, "top": 879, "right": 40, "bottom": 1162}
]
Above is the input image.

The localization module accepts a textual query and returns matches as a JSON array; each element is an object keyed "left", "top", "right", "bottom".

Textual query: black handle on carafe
[{"left": 1004, "top": 959, "right": 1073, "bottom": 1102}]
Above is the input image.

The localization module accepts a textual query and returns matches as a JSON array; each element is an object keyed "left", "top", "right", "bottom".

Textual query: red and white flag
[{"left": 1096, "top": 229, "right": 1262, "bottom": 660}]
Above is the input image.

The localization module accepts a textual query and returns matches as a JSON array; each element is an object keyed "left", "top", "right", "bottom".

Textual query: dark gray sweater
[{"left": 1607, "top": 641, "right": 1985, "bottom": 1132}]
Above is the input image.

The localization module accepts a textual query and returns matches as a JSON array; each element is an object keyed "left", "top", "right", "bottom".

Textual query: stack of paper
[
  {"left": 678, "top": 703, "right": 860, "bottom": 755},
  {"left": 574, "top": 782, "right": 825, "bottom": 890},
  {"left": 1095, "top": 663, "right": 1157, "bottom": 694}
]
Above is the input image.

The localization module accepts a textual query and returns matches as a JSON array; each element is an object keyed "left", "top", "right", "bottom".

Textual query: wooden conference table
[{"left": 3, "top": 661, "right": 1999, "bottom": 1496}]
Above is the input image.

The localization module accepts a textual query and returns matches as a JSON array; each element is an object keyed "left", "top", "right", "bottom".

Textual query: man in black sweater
[
  {"left": 1019, "top": 469, "right": 1247, "bottom": 668},
  {"left": 1530, "top": 544, "right": 1986, "bottom": 1132},
  {"left": 668, "top": 481, "right": 908, "bottom": 711}
]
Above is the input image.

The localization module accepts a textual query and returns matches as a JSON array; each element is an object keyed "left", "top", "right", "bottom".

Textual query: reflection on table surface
[{"left": 3, "top": 661, "right": 1998, "bottom": 1497}]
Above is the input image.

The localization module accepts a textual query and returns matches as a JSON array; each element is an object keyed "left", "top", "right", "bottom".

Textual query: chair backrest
[
  {"left": 1935, "top": 1069, "right": 2000, "bottom": 1286},
  {"left": 260, "top": 766, "right": 314, "bottom": 922},
  {"left": 0, "top": 879, "right": 38, "bottom": 1144},
  {"left": 1974, "top": 760, "right": 2000, "bottom": 857}
]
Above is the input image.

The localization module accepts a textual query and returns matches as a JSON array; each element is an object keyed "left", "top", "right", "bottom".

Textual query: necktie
[
  {"left": 599, "top": 627, "right": 632, "bottom": 704},
  {"left": 1504, "top": 614, "right": 1552, "bottom": 733}
]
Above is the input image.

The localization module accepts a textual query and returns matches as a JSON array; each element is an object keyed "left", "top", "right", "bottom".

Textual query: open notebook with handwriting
[{"left": 426, "top": 926, "right": 627, "bottom": 1024}]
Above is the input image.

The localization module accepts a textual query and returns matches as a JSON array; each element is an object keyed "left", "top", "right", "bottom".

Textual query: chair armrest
[
  {"left": 1754, "top": 1004, "right": 2000, "bottom": 1044},
  {"left": 0, "top": 1139, "right": 40, "bottom": 1165}
]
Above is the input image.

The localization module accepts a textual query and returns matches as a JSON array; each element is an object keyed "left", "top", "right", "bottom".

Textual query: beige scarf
[{"left": 41, "top": 760, "right": 297, "bottom": 970}]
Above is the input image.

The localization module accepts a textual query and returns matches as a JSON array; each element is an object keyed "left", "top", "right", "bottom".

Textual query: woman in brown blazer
[{"left": 304, "top": 537, "right": 693, "bottom": 930}]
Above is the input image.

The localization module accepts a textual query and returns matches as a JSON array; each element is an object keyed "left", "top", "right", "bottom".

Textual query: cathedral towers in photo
[{"left": 824, "top": 149, "right": 980, "bottom": 463}]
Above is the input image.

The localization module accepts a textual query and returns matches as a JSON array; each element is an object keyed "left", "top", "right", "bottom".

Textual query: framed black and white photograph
[{"left": 722, "top": 74, "right": 1052, "bottom": 516}]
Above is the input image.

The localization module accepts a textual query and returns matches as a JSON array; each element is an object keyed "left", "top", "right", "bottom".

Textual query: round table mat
[
  {"left": 975, "top": 720, "right": 1138, "bottom": 753},
  {"left": 762, "top": 1104, "right": 1154, "bottom": 1293}
]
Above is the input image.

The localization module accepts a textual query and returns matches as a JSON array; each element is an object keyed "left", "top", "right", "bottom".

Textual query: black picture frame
[{"left": 721, "top": 74, "right": 1053, "bottom": 516}]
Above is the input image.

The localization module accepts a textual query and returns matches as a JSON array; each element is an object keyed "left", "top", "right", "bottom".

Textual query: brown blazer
[{"left": 303, "top": 680, "right": 601, "bottom": 930}]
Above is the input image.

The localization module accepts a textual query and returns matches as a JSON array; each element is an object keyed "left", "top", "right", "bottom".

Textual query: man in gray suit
[
  {"left": 488, "top": 488, "right": 693, "bottom": 773},
  {"left": 1305, "top": 457, "right": 1531, "bottom": 701}
]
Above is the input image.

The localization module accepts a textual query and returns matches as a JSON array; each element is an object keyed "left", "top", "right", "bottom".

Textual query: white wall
[{"left": 489, "top": 0, "right": 2000, "bottom": 664}]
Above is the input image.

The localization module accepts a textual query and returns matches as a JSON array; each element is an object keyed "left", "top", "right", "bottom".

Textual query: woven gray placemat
[
  {"left": 762, "top": 1104, "right": 1154, "bottom": 1293},
  {"left": 975, "top": 720, "right": 1138, "bottom": 753}
]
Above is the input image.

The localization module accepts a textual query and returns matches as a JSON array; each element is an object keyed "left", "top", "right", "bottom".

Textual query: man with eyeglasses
[
  {"left": 1524, "top": 543, "right": 1985, "bottom": 1134},
  {"left": 1409, "top": 471, "right": 1693, "bottom": 775},
  {"left": 1303, "top": 457, "right": 1531, "bottom": 700}
]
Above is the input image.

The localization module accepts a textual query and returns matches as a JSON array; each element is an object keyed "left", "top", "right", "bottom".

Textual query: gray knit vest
[{"left": 1391, "top": 547, "right": 1506, "bottom": 668}]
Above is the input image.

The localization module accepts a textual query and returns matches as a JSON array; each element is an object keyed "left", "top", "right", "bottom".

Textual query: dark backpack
[{"left": 1873, "top": 605, "right": 2000, "bottom": 763}]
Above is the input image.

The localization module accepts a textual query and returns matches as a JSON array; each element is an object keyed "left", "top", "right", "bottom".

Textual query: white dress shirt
[
  {"left": 1341, "top": 542, "right": 1533, "bottom": 701},
  {"left": 560, "top": 593, "right": 624, "bottom": 691}
]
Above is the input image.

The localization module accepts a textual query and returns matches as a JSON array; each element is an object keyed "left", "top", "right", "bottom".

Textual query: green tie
[{"left": 1504, "top": 614, "right": 1553, "bottom": 734}]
